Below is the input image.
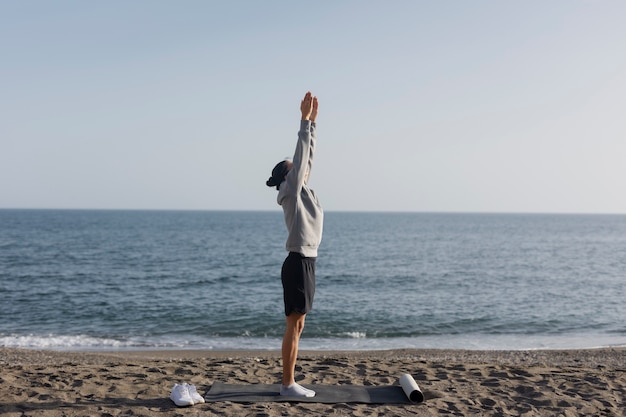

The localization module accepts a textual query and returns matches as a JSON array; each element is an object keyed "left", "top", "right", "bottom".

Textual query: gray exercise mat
[{"left": 204, "top": 382, "right": 436, "bottom": 404}]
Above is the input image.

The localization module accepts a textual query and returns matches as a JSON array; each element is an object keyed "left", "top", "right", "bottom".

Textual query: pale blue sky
[{"left": 1, "top": 1, "right": 625, "bottom": 213}]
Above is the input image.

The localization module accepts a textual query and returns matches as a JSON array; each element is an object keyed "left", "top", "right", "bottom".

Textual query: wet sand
[{"left": 1, "top": 347, "right": 624, "bottom": 416}]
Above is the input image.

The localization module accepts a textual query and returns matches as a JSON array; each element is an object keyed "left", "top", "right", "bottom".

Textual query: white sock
[{"left": 280, "top": 383, "right": 316, "bottom": 397}]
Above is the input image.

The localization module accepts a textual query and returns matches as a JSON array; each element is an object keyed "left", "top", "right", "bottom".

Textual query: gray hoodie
[{"left": 277, "top": 120, "right": 324, "bottom": 257}]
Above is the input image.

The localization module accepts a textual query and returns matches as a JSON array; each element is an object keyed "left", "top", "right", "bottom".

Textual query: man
[{"left": 266, "top": 91, "right": 323, "bottom": 397}]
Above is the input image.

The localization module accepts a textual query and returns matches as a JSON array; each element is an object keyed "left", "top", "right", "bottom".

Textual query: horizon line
[{"left": 1, "top": 207, "right": 625, "bottom": 216}]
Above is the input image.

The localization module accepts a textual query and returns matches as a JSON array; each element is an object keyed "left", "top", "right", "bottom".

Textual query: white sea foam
[
  {"left": 342, "top": 331, "right": 367, "bottom": 338},
  {"left": 0, "top": 334, "right": 128, "bottom": 350},
  {"left": 3, "top": 332, "right": 623, "bottom": 352}
]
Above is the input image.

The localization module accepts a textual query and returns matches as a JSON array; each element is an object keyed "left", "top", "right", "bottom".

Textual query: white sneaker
[
  {"left": 186, "top": 383, "right": 205, "bottom": 404},
  {"left": 280, "top": 383, "right": 316, "bottom": 397},
  {"left": 170, "top": 383, "right": 194, "bottom": 407}
]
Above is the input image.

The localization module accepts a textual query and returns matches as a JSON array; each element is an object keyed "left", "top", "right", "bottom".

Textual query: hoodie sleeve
[
  {"left": 308, "top": 122, "right": 316, "bottom": 174},
  {"left": 284, "top": 120, "right": 314, "bottom": 194}
]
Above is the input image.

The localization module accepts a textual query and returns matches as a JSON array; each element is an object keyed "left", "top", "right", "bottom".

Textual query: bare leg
[
  {"left": 282, "top": 312, "right": 305, "bottom": 385},
  {"left": 280, "top": 312, "right": 315, "bottom": 397}
]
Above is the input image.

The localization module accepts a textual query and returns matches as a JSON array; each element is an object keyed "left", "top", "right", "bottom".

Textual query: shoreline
[
  {"left": 2, "top": 347, "right": 625, "bottom": 416},
  {"left": 3, "top": 346, "right": 626, "bottom": 366}
]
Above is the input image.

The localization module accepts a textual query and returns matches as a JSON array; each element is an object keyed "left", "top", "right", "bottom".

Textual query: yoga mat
[
  {"left": 399, "top": 373, "right": 425, "bottom": 403},
  {"left": 204, "top": 376, "right": 434, "bottom": 404}
]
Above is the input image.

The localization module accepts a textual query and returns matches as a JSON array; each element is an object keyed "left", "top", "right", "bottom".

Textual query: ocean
[{"left": 1, "top": 209, "right": 625, "bottom": 351}]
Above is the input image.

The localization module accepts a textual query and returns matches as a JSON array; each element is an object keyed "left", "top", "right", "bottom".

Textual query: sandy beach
[{"left": 1, "top": 347, "right": 624, "bottom": 416}]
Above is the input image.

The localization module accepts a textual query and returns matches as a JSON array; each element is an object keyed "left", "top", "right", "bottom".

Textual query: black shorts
[{"left": 281, "top": 252, "right": 316, "bottom": 316}]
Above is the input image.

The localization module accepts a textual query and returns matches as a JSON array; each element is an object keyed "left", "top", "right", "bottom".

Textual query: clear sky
[{"left": 1, "top": 1, "right": 625, "bottom": 213}]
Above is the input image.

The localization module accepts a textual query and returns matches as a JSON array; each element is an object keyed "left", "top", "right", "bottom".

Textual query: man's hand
[
  {"left": 310, "top": 95, "right": 318, "bottom": 122},
  {"left": 301, "top": 91, "right": 318, "bottom": 121}
]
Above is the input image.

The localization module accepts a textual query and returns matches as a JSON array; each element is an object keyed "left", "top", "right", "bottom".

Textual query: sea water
[{"left": 1, "top": 209, "right": 625, "bottom": 351}]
